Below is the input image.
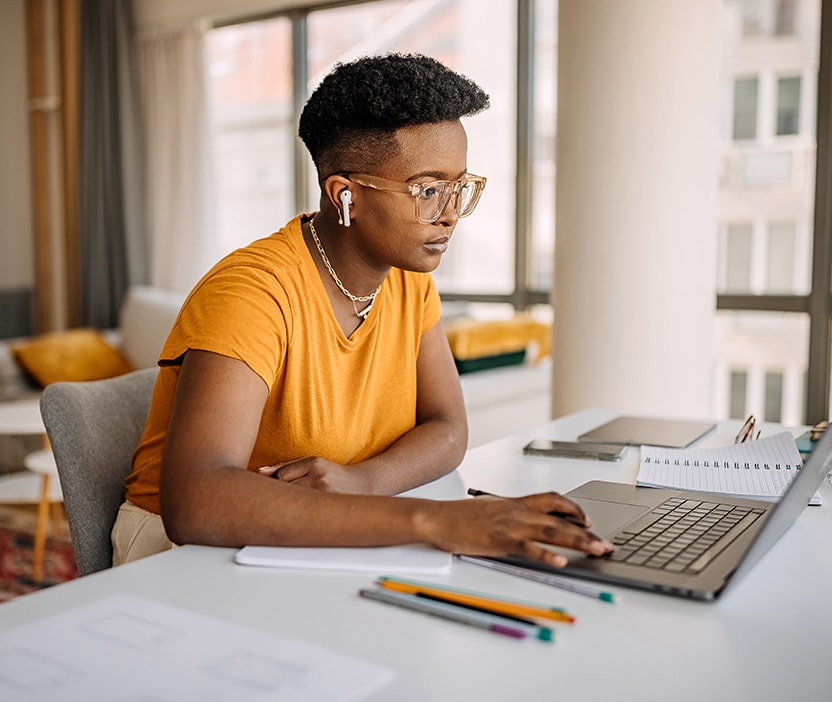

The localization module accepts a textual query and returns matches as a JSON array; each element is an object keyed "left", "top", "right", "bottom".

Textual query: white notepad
[{"left": 234, "top": 544, "right": 453, "bottom": 575}]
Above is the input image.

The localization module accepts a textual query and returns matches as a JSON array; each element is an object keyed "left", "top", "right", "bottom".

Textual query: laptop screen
[{"left": 728, "top": 426, "right": 832, "bottom": 585}]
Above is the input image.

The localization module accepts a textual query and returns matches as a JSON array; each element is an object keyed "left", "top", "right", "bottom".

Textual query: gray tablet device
[{"left": 578, "top": 416, "right": 716, "bottom": 448}]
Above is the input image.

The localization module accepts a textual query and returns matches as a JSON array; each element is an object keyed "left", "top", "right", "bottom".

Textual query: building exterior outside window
[{"left": 717, "top": 0, "right": 820, "bottom": 424}]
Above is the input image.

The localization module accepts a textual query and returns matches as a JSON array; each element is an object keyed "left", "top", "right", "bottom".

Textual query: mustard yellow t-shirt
[{"left": 126, "top": 214, "right": 441, "bottom": 514}]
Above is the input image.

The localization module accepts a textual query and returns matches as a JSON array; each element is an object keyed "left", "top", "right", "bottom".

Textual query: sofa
[
  {"left": 0, "top": 286, "right": 184, "bottom": 472},
  {"left": 0, "top": 285, "right": 551, "bottom": 473}
]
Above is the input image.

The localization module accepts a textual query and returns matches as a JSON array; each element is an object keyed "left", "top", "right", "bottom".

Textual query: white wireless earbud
[{"left": 339, "top": 189, "right": 352, "bottom": 227}]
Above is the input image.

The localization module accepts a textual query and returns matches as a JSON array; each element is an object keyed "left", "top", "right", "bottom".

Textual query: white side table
[
  {"left": 23, "top": 448, "right": 62, "bottom": 582},
  {"left": 0, "top": 399, "right": 62, "bottom": 582},
  {"left": 0, "top": 398, "right": 45, "bottom": 435}
]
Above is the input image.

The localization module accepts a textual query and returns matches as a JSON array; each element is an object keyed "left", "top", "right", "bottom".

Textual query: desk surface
[{"left": 1, "top": 408, "right": 830, "bottom": 701}]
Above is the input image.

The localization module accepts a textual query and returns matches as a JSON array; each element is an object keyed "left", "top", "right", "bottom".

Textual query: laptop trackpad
[
  {"left": 565, "top": 480, "right": 668, "bottom": 537},
  {"left": 568, "top": 497, "right": 647, "bottom": 538}
]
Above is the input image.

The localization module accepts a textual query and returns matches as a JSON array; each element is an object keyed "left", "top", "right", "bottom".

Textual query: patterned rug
[{"left": 0, "top": 505, "right": 78, "bottom": 603}]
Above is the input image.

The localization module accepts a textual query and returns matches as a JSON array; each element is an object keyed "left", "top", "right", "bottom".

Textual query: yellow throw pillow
[
  {"left": 11, "top": 329, "right": 133, "bottom": 387},
  {"left": 444, "top": 317, "right": 552, "bottom": 362}
]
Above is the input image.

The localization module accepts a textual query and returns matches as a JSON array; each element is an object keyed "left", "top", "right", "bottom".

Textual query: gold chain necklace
[{"left": 308, "top": 217, "right": 381, "bottom": 319}]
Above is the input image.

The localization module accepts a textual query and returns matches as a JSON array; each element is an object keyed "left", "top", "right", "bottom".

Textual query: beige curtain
[{"left": 135, "top": 21, "right": 219, "bottom": 294}]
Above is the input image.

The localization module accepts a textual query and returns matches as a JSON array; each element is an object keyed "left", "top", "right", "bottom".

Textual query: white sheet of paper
[{"left": 0, "top": 594, "right": 394, "bottom": 701}]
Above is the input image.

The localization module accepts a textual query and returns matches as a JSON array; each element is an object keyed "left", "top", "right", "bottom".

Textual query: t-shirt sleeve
[
  {"left": 422, "top": 274, "right": 442, "bottom": 334},
  {"left": 160, "top": 264, "right": 289, "bottom": 391}
]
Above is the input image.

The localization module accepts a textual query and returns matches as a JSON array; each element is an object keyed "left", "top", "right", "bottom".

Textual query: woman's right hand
[{"left": 419, "top": 492, "right": 614, "bottom": 568}]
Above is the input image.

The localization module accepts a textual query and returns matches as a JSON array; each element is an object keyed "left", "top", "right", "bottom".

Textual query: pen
[
  {"left": 456, "top": 555, "right": 619, "bottom": 603},
  {"left": 376, "top": 576, "right": 575, "bottom": 623},
  {"left": 358, "top": 588, "right": 553, "bottom": 641},
  {"left": 467, "top": 488, "right": 588, "bottom": 528}
]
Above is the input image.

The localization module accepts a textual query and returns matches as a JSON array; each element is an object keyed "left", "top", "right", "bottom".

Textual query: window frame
[
  {"left": 215, "top": 0, "right": 549, "bottom": 310},
  {"left": 214, "top": 0, "right": 832, "bottom": 422}
]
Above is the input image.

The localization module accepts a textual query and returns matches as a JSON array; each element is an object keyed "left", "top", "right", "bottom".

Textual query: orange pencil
[{"left": 375, "top": 576, "right": 576, "bottom": 624}]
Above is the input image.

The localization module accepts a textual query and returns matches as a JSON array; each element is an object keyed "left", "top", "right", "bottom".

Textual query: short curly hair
[{"left": 299, "top": 53, "right": 490, "bottom": 181}]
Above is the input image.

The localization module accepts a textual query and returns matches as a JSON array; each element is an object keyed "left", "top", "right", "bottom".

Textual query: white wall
[{"left": 0, "top": 0, "right": 34, "bottom": 291}]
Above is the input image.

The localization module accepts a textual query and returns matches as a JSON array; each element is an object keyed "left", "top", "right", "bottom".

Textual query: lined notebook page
[{"left": 638, "top": 432, "right": 819, "bottom": 503}]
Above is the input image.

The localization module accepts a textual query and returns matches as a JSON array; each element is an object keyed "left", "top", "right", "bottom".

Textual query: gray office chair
[{"left": 40, "top": 367, "right": 158, "bottom": 576}]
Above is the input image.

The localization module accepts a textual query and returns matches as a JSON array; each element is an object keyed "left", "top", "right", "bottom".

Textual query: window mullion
[
  {"left": 807, "top": 0, "right": 832, "bottom": 422},
  {"left": 513, "top": 0, "right": 534, "bottom": 310},
  {"left": 292, "top": 12, "right": 309, "bottom": 213}
]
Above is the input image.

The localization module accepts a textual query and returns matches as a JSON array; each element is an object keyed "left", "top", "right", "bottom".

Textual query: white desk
[{"left": 0, "top": 408, "right": 830, "bottom": 701}]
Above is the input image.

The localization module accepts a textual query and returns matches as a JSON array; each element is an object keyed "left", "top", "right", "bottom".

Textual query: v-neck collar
[{"left": 294, "top": 213, "right": 382, "bottom": 345}]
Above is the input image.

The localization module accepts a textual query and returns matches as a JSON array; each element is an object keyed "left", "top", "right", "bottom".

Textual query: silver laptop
[{"left": 486, "top": 426, "right": 832, "bottom": 600}]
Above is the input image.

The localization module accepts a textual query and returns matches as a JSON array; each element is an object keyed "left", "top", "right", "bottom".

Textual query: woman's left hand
[{"left": 257, "top": 457, "right": 368, "bottom": 493}]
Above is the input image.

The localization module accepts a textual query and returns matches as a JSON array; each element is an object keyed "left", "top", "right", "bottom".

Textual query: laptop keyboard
[{"left": 607, "top": 496, "right": 766, "bottom": 574}]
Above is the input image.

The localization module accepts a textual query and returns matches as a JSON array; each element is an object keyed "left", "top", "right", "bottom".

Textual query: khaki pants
[{"left": 111, "top": 500, "right": 175, "bottom": 566}]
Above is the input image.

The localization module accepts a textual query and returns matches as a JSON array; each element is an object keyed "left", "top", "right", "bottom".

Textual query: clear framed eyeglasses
[
  {"left": 735, "top": 415, "right": 761, "bottom": 444},
  {"left": 346, "top": 172, "right": 487, "bottom": 223}
]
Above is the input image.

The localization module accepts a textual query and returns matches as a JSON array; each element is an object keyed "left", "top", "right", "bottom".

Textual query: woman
[{"left": 112, "top": 53, "right": 613, "bottom": 567}]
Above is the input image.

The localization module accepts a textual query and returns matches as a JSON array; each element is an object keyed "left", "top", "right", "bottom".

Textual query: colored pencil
[
  {"left": 358, "top": 588, "right": 553, "bottom": 641},
  {"left": 376, "top": 576, "right": 575, "bottom": 623}
]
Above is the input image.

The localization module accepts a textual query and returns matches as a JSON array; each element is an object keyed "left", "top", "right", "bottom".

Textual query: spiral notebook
[{"left": 637, "top": 431, "right": 822, "bottom": 505}]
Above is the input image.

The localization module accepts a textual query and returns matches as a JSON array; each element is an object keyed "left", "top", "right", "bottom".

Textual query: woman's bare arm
[{"left": 159, "top": 349, "right": 612, "bottom": 566}]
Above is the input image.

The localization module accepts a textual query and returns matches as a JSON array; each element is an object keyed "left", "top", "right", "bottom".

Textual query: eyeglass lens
[{"left": 417, "top": 179, "right": 482, "bottom": 222}]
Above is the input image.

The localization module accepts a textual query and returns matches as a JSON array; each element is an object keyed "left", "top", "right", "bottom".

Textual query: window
[
  {"left": 208, "top": 0, "right": 554, "bottom": 309},
  {"left": 730, "top": 370, "right": 748, "bottom": 419},
  {"left": 739, "top": 0, "right": 798, "bottom": 38},
  {"left": 766, "top": 222, "right": 796, "bottom": 292},
  {"left": 718, "top": 0, "right": 830, "bottom": 423},
  {"left": 306, "top": 0, "right": 518, "bottom": 295},
  {"left": 764, "top": 371, "right": 783, "bottom": 422},
  {"left": 208, "top": 19, "right": 294, "bottom": 253},
  {"left": 530, "top": 0, "right": 558, "bottom": 293},
  {"left": 774, "top": 0, "right": 797, "bottom": 36},
  {"left": 776, "top": 76, "right": 801, "bottom": 135},
  {"left": 733, "top": 77, "right": 759, "bottom": 140},
  {"left": 739, "top": 0, "right": 764, "bottom": 36},
  {"left": 715, "top": 312, "right": 809, "bottom": 426},
  {"left": 206, "top": 0, "right": 831, "bottom": 422},
  {"left": 723, "top": 224, "right": 753, "bottom": 293}
]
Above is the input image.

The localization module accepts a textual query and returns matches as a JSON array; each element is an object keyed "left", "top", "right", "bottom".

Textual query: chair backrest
[{"left": 40, "top": 367, "right": 158, "bottom": 576}]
